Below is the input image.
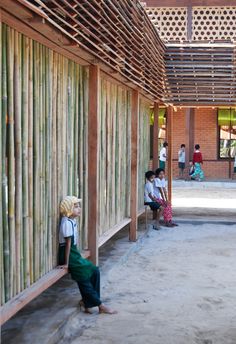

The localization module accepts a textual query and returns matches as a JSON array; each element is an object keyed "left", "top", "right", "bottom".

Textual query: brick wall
[{"left": 170, "top": 108, "right": 234, "bottom": 179}]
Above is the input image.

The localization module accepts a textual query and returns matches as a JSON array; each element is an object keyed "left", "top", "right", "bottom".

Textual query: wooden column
[
  {"left": 129, "top": 90, "right": 139, "bottom": 242},
  {"left": 153, "top": 102, "right": 159, "bottom": 171},
  {"left": 88, "top": 65, "right": 100, "bottom": 265},
  {"left": 167, "top": 106, "right": 173, "bottom": 203},
  {"left": 185, "top": 108, "right": 195, "bottom": 169}
]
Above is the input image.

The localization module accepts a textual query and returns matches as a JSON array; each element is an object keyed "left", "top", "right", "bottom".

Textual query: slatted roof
[
  {"left": 11, "top": 0, "right": 166, "bottom": 101},
  {"left": 164, "top": 42, "right": 236, "bottom": 106},
  {"left": 3, "top": 1, "right": 236, "bottom": 106}
]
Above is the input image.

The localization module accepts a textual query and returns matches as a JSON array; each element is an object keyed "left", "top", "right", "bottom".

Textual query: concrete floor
[{"left": 1, "top": 184, "right": 236, "bottom": 344}]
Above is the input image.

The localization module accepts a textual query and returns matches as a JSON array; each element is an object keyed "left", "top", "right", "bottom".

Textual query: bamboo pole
[
  {"left": 41, "top": 44, "right": 45, "bottom": 276},
  {"left": 44, "top": 46, "right": 50, "bottom": 273},
  {"left": 22, "top": 35, "right": 30, "bottom": 288},
  {"left": 0, "top": 22, "right": 5, "bottom": 306},
  {"left": 2, "top": 23, "right": 10, "bottom": 304},
  {"left": 7, "top": 26, "right": 16, "bottom": 298},
  {"left": 47, "top": 49, "right": 53, "bottom": 271},
  {"left": 28, "top": 39, "right": 34, "bottom": 283},
  {"left": 33, "top": 41, "right": 40, "bottom": 281},
  {"left": 52, "top": 52, "right": 58, "bottom": 268}
]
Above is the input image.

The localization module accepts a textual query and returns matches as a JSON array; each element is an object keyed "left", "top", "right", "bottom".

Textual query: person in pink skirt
[{"left": 154, "top": 168, "right": 178, "bottom": 227}]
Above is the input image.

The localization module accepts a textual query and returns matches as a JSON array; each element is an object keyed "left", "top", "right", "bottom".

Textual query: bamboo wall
[
  {"left": 0, "top": 23, "right": 89, "bottom": 305},
  {"left": 0, "top": 23, "right": 152, "bottom": 308},
  {"left": 98, "top": 78, "right": 132, "bottom": 236},
  {"left": 138, "top": 99, "right": 151, "bottom": 211}
]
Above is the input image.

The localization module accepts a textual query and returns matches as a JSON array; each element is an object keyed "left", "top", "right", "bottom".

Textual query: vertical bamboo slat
[
  {"left": 22, "top": 36, "right": 30, "bottom": 288},
  {"left": 7, "top": 26, "right": 16, "bottom": 298},
  {"left": 14, "top": 30, "right": 21, "bottom": 294},
  {"left": 2, "top": 23, "right": 10, "bottom": 305},
  {"left": 33, "top": 41, "right": 40, "bottom": 281},
  {"left": 28, "top": 39, "right": 34, "bottom": 283},
  {"left": 0, "top": 22, "right": 5, "bottom": 305}
]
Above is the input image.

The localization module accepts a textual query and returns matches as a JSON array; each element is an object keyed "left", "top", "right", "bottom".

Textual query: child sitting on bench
[
  {"left": 144, "top": 171, "right": 164, "bottom": 230},
  {"left": 59, "top": 196, "right": 117, "bottom": 315},
  {"left": 154, "top": 168, "right": 178, "bottom": 227}
]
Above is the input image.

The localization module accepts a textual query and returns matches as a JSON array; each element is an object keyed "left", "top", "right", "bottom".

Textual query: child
[
  {"left": 159, "top": 142, "right": 168, "bottom": 169},
  {"left": 189, "top": 161, "right": 195, "bottom": 180},
  {"left": 154, "top": 168, "right": 178, "bottom": 227},
  {"left": 191, "top": 144, "right": 204, "bottom": 181},
  {"left": 178, "top": 144, "right": 186, "bottom": 179},
  {"left": 144, "top": 171, "right": 164, "bottom": 230},
  {"left": 59, "top": 196, "right": 117, "bottom": 315}
]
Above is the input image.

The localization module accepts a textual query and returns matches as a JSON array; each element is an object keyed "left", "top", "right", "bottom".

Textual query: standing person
[
  {"left": 59, "top": 196, "right": 117, "bottom": 315},
  {"left": 178, "top": 144, "right": 186, "bottom": 179},
  {"left": 144, "top": 171, "right": 164, "bottom": 230},
  {"left": 154, "top": 168, "right": 178, "bottom": 227},
  {"left": 191, "top": 144, "right": 204, "bottom": 181},
  {"left": 159, "top": 141, "right": 168, "bottom": 169}
]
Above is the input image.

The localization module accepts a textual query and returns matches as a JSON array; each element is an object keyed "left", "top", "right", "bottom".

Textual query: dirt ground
[{"left": 59, "top": 217, "right": 236, "bottom": 344}]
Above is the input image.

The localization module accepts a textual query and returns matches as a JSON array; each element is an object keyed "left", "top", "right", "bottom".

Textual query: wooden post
[
  {"left": 129, "top": 90, "right": 139, "bottom": 242},
  {"left": 88, "top": 65, "right": 100, "bottom": 264},
  {"left": 185, "top": 108, "right": 195, "bottom": 170},
  {"left": 167, "top": 106, "right": 173, "bottom": 203},
  {"left": 153, "top": 102, "right": 159, "bottom": 171}
]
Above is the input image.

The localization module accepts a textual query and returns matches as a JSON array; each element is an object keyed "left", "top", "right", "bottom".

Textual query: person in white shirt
[
  {"left": 153, "top": 168, "right": 178, "bottom": 227},
  {"left": 159, "top": 141, "right": 168, "bottom": 169},
  {"left": 178, "top": 144, "right": 186, "bottom": 179},
  {"left": 144, "top": 171, "right": 163, "bottom": 230}
]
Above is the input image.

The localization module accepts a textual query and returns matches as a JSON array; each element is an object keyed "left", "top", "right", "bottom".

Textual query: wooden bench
[{"left": 0, "top": 250, "right": 90, "bottom": 325}]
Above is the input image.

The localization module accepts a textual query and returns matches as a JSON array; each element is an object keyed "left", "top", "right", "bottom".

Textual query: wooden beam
[
  {"left": 88, "top": 65, "right": 100, "bottom": 265},
  {"left": 0, "top": 251, "right": 90, "bottom": 326},
  {"left": 129, "top": 90, "right": 139, "bottom": 242},
  {"left": 1, "top": 9, "right": 89, "bottom": 66},
  {"left": 98, "top": 218, "right": 132, "bottom": 248},
  {"left": 167, "top": 106, "right": 173, "bottom": 203},
  {"left": 153, "top": 102, "right": 159, "bottom": 171}
]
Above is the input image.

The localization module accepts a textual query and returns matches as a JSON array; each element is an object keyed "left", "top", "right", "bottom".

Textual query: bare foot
[
  {"left": 99, "top": 304, "right": 117, "bottom": 314},
  {"left": 79, "top": 300, "right": 93, "bottom": 314}
]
